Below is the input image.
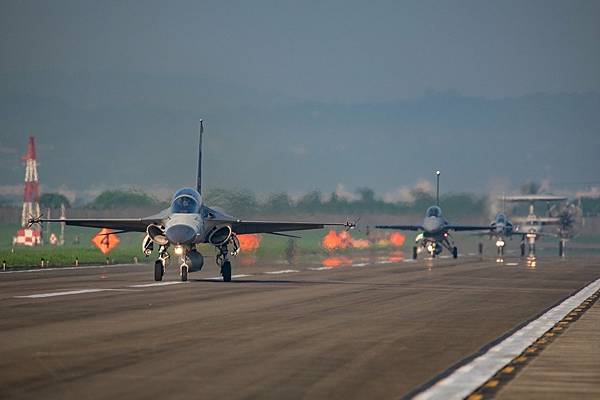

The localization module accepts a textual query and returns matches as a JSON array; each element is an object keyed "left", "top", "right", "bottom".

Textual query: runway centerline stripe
[
  {"left": 412, "top": 277, "right": 600, "bottom": 400},
  {"left": 264, "top": 269, "right": 299, "bottom": 274},
  {"left": 15, "top": 288, "right": 134, "bottom": 299}
]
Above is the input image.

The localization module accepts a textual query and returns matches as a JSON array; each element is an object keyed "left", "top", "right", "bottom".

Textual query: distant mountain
[{"left": 1, "top": 71, "right": 598, "bottom": 195}]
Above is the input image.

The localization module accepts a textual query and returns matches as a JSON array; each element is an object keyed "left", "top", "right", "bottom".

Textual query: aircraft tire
[
  {"left": 559, "top": 241, "right": 564, "bottom": 257},
  {"left": 452, "top": 247, "right": 458, "bottom": 259},
  {"left": 412, "top": 246, "right": 418, "bottom": 260},
  {"left": 154, "top": 260, "right": 163, "bottom": 281},
  {"left": 520, "top": 242, "right": 526, "bottom": 257},
  {"left": 180, "top": 264, "right": 188, "bottom": 282},
  {"left": 221, "top": 261, "right": 232, "bottom": 282}
]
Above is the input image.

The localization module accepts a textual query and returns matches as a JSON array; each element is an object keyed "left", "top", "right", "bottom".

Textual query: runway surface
[{"left": 1, "top": 253, "right": 599, "bottom": 399}]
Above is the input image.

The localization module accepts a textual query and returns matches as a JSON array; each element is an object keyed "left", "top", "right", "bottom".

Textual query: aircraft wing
[
  {"left": 375, "top": 225, "right": 423, "bottom": 231},
  {"left": 503, "top": 195, "right": 567, "bottom": 202},
  {"left": 214, "top": 220, "right": 353, "bottom": 235},
  {"left": 447, "top": 225, "right": 492, "bottom": 232},
  {"left": 29, "top": 217, "right": 160, "bottom": 233}
]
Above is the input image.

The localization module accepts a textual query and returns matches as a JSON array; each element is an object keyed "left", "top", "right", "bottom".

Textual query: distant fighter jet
[
  {"left": 486, "top": 212, "right": 517, "bottom": 256},
  {"left": 376, "top": 171, "right": 490, "bottom": 259},
  {"left": 504, "top": 195, "right": 570, "bottom": 256},
  {"left": 30, "top": 120, "right": 354, "bottom": 282}
]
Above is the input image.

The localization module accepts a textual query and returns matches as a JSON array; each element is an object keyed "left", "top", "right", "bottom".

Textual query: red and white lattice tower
[
  {"left": 13, "top": 137, "right": 42, "bottom": 246},
  {"left": 21, "top": 136, "right": 41, "bottom": 227}
]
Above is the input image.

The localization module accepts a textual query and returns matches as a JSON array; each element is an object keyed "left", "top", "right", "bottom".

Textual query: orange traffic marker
[{"left": 92, "top": 228, "right": 120, "bottom": 254}]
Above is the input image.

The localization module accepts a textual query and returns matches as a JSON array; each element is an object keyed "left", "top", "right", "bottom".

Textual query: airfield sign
[{"left": 92, "top": 228, "right": 120, "bottom": 254}]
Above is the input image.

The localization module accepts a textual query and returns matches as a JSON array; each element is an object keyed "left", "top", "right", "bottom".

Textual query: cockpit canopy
[
  {"left": 496, "top": 213, "right": 507, "bottom": 223},
  {"left": 171, "top": 187, "right": 202, "bottom": 214},
  {"left": 426, "top": 206, "right": 442, "bottom": 218}
]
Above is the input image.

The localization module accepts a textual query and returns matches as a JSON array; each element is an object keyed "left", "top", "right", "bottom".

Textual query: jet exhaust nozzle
[
  {"left": 147, "top": 224, "right": 169, "bottom": 246},
  {"left": 208, "top": 225, "right": 232, "bottom": 246}
]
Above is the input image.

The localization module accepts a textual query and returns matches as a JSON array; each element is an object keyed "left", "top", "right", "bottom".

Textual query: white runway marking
[
  {"left": 264, "top": 269, "right": 299, "bottom": 274},
  {"left": 129, "top": 281, "right": 184, "bottom": 288},
  {"left": 439, "top": 255, "right": 450, "bottom": 259},
  {"left": 204, "top": 274, "right": 252, "bottom": 280},
  {"left": 506, "top": 262, "right": 519, "bottom": 266},
  {"left": 1, "top": 263, "right": 140, "bottom": 274},
  {"left": 467, "top": 253, "right": 477, "bottom": 256},
  {"left": 413, "top": 277, "right": 600, "bottom": 400},
  {"left": 309, "top": 267, "right": 333, "bottom": 271},
  {"left": 352, "top": 263, "right": 369, "bottom": 267},
  {"left": 15, "top": 288, "right": 132, "bottom": 299}
]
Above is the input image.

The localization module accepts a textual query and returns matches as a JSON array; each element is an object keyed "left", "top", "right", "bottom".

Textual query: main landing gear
[
  {"left": 154, "top": 247, "right": 169, "bottom": 282},
  {"left": 216, "top": 235, "right": 239, "bottom": 282},
  {"left": 154, "top": 260, "right": 164, "bottom": 281}
]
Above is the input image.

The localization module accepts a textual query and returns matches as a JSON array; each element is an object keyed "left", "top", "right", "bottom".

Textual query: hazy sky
[
  {"left": 1, "top": 1, "right": 599, "bottom": 198},
  {"left": 2, "top": 0, "right": 599, "bottom": 103}
]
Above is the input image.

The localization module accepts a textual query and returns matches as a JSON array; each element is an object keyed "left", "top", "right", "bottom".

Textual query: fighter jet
[
  {"left": 503, "top": 195, "right": 569, "bottom": 256},
  {"left": 487, "top": 212, "right": 517, "bottom": 256},
  {"left": 376, "top": 171, "right": 490, "bottom": 259},
  {"left": 29, "top": 121, "right": 354, "bottom": 282}
]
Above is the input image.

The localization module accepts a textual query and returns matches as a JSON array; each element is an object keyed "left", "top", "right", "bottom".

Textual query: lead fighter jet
[
  {"left": 376, "top": 171, "right": 490, "bottom": 259},
  {"left": 30, "top": 121, "right": 354, "bottom": 282}
]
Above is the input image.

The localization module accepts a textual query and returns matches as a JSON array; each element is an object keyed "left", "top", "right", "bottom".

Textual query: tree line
[{"left": 29, "top": 188, "right": 600, "bottom": 218}]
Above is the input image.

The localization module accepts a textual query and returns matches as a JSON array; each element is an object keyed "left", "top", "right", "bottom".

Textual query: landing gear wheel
[
  {"left": 412, "top": 246, "right": 418, "bottom": 260},
  {"left": 559, "top": 241, "right": 565, "bottom": 257},
  {"left": 221, "top": 261, "right": 232, "bottom": 282},
  {"left": 520, "top": 242, "right": 526, "bottom": 257},
  {"left": 452, "top": 247, "right": 458, "bottom": 259},
  {"left": 180, "top": 264, "right": 188, "bottom": 282},
  {"left": 154, "top": 260, "right": 164, "bottom": 281}
]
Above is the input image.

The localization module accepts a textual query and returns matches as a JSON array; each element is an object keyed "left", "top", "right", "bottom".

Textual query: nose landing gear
[{"left": 180, "top": 264, "right": 188, "bottom": 282}]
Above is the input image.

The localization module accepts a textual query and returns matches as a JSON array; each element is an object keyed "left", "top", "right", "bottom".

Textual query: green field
[
  {"left": 1, "top": 223, "right": 599, "bottom": 270},
  {"left": 0, "top": 224, "right": 381, "bottom": 269}
]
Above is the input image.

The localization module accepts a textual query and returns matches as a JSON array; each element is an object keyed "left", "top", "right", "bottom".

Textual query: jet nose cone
[
  {"left": 424, "top": 218, "right": 441, "bottom": 232},
  {"left": 165, "top": 224, "right": 196, "bottom": 245}
]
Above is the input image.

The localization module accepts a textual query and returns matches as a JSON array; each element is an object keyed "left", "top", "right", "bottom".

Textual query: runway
[{"left": 1, "top": 254, "right": 599, "bottom": 399}]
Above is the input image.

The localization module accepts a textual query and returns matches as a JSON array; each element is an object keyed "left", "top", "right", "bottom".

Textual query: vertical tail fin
[
  {"left": 197, "top": 120, "right": 203, "bottom": 195},
  {"left": 435, "top": 170, "right": 441, "bottom": 206}
]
